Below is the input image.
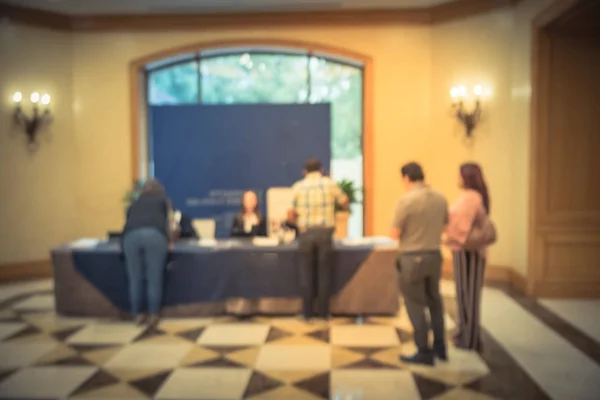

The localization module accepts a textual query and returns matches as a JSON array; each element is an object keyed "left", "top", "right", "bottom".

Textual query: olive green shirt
[{"left": 392, "top": 183, "right": 448, "bottom": 253}]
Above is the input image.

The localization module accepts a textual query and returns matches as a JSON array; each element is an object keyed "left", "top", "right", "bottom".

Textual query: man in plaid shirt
[{"left": 289, "top": 158, "right": 348, "bottom": 320}]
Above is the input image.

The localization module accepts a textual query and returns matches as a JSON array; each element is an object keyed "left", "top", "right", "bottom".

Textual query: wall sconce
[
  {"left": 450, "top": 85, "right": 487, "bottom": 137},
  {"left": 12, "top": 91, "right": 53, "bottom": 145}
]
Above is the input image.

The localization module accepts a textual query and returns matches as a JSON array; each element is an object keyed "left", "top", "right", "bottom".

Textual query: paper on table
[
  {"left": 70, "top": 238, "right": 101, "bottom": 249},
  {"left": 252, "top": 237, "right": 279, "bottom": 247},
  {"left": 370, "top": 236, "right": 396, "bottom": 246},
  {"left": 198, "top": 238, "right": 218, "bottom": 247},
  {"left": 266, "top": 187, "right": 293, "bottom": 236},
  {"left": 341, "top": 236, "right": 395, "bottom": 246}
]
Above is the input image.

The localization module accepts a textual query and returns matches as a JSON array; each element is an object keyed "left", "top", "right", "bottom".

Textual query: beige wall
[
  {"left": 0, "top": 24, "right": 77, "bottom": 264},
  {"left": 0, "top": 0, "right": 556, "bottom": 271},
  {"left": 509, "top": 0, "right": 556, "bottom": 276},
  {"left": 429, "top": 0, "right": 555, "bottom": 272},
  {"left": 430, "top": 8, "right": 515, "bottom": 267}
]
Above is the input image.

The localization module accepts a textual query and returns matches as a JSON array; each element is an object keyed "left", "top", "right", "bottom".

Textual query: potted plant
[
  {"left": 123, "top": 179, "right": 145, "bottom": 209},
  {"left": 335, "top": 179, "right": 361, "bottom": 238}
]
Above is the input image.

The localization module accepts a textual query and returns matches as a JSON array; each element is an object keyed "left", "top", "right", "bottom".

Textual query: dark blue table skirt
[{"left": 70, "top": 240, "right": 374, "bottom": 312}]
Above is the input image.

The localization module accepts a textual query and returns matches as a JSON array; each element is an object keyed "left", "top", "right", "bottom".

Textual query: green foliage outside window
[
  {"left": 122, "top": 179, "right": 145, "bottom": 208},
  {"left": 148, "top": 61, "right": 199, "bottom": 104},
  {"left": 201, "top": 54, "right": 308, "bottom": 104},
  {"left": 309, "top": 57, "right": 362, "bottom": 160},
  {"left": 147, "top": 52, "right": 363, "bottom": 160}
]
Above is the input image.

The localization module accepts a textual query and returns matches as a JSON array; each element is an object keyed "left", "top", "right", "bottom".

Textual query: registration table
[{"left": 51, "top": 238, "right": 399, "bottom": 318}]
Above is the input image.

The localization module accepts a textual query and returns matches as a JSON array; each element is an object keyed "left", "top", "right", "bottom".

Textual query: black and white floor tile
[{"left": 0, "top": 279, "right": 599, "bottom": 399}]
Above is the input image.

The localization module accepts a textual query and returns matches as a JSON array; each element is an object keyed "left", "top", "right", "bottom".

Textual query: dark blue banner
[{"left": 150, "top": 104, "right": 331, "bottom": 238}]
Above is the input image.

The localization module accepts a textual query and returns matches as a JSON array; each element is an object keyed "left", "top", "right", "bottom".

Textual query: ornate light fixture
[
  {"left": 12, "top": 91, "right": 53, "bottom": 145},
  {"left": 450, "top": 85, "right": 488, "bottom": 137}
]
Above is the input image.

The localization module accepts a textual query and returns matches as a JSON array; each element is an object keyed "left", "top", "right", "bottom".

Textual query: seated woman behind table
[{"left": 230, "top": 190, "right": 267, "bottom": 238}]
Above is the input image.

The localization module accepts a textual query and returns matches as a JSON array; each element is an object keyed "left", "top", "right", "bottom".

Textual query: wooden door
[{"left": 530, "top": 26, "right": 600, "bottom": 297}]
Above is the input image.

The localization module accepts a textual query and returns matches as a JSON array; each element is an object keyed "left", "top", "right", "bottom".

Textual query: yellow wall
[
  {"left": 0, "top": 0, "right": 556, "bottom": 271},
  {"left": 429, "top": 0, "right": 555, "bottom": 272},
  {"left": 0, "top": 24, "right": 77, "bottom": 264},
  {"left": 509, "top": 0, "right": 556, "bottom": 274},
  {"left": 430, "top": 8, "right": 515, "bottom": 266}
]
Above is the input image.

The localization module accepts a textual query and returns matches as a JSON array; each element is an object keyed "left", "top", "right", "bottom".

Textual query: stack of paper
[
  {"left": 252, "top": 237, "right": 279, "bottom": 247},
  {"left": 341, "top": 237, "right": 395, "bottom": 246},
  {"left": 198, "top": 238, "right": 218, "bottom": 247},
  {"left": 70, "top": 238, "right": 101, "bottom": 249}
]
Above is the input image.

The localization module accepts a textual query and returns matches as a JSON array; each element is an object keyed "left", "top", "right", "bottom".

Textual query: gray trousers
[
  {"left": 298, "top": 227, "right": 335, "bottom": 318},
  {"left": 398, "top": 250, "right": 445, "bottom": 352}
]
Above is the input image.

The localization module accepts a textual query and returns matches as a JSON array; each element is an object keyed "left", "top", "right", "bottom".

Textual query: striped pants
[{"left": 452, "top": 250, "right": 486, "bottom": 350}]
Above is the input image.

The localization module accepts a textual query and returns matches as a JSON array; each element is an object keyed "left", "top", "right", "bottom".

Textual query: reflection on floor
[
  {"left": 0, "top": 280, "right": 598, "bottom": 399},
  {"left": 539, "top": 299, "right": 600, "bottom": 344}
]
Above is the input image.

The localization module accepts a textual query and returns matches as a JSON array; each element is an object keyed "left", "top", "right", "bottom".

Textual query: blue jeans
[{"left": 123, "top": 228, "right": 168, "bottom": 316}]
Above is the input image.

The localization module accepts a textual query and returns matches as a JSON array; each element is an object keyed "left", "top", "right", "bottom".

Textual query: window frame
[{"left": 144, "top": 48, "right": 366, "bottom": 236}]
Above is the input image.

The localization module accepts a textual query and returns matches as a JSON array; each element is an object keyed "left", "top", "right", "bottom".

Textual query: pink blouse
[{"left": 446, "top": 189, "right": 488, "bottom": 256}]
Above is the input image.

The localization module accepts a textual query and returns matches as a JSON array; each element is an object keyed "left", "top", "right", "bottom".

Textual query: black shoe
[
  {"left": 434, "top": 345, "right": 448, "bottom": 361},
  {"left": 134, "top": 314, "right": 147, "bottom": 326},
  {"left": 476, "top": 341, "right": 484, "bottom": 353},
  {"left": 400, "top": 351, "right": 435, "bottom": 366}
]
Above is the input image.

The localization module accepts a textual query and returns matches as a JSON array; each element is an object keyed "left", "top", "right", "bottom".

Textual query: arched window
[{"left": 145, "top": 47, "right": 364, "bottom": 237}]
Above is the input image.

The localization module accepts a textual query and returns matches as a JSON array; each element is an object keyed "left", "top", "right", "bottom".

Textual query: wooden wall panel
[
  {"left": 546, "top": 35, "right": 600, "bottom": 220},
  {"left": 538, "top": 232, "right": 600, "bottom": 280},
  {"left": 533, "top": 280, "right": 600, "bottom": 298},
  {"left": 530, "top": 26, "right": 600, "bottom": 298},
  {"left": 0, "top": 260, "right": 52, "bottom": 283}
]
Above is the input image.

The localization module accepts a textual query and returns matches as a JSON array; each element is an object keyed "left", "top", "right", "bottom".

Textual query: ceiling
[{"left": 3, "top": 0, "right": 455, "bottom": 15}]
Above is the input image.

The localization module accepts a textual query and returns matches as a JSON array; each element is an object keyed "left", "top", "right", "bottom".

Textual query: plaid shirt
[{"left": 291, "top": 172, "right": 347, "bottom": 231}]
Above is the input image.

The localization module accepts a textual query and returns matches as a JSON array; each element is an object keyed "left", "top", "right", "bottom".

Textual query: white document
[
  {"left": 252, "top": 237, "right": 279, "bottom": 247},
  {"left": 70, "top": 238, "right": 101, "bottom": 249},
  {"left": 198, "top": 238, "right": 218, "bottom": 247},
  {"left": 341, "top": 236, "right": 395, "bottom": 246},
  {"left": 266, "top": 187, "right": 293, "bottom": 236}
]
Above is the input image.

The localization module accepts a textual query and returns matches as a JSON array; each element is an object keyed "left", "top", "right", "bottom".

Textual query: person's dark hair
[
  {"left": 140, "top": 179, "right": 165, "bottom": 196},
  {"left": 400, "top": 162, "right": 425, "bottom": 182},
  {"left": 460, "top": 163, "right": 490, "bottom": 214},
  {"left": 305, "top": 158, "right": 322, "bottom": 173},
  {"left": 240, "top": 190, "right": 261, "bottom": 217}
]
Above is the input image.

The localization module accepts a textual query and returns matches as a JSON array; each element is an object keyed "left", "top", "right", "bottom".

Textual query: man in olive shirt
[{"left": 390, "top": 162, "right": 448, "bottom": 365}]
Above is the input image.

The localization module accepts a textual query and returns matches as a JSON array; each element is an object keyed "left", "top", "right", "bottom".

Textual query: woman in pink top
[{"left": 445, "top": 163, "right": 490, "bottom": 351}]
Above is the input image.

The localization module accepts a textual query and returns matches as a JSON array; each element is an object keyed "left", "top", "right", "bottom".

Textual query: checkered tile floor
[{"left": 0, "top": 282, "right": 498, "bottom": 399}]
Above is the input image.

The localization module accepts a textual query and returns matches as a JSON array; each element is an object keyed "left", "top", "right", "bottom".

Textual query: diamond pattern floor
[{"left": 0, "top": 283, "right": 507, "bottom": 399}]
